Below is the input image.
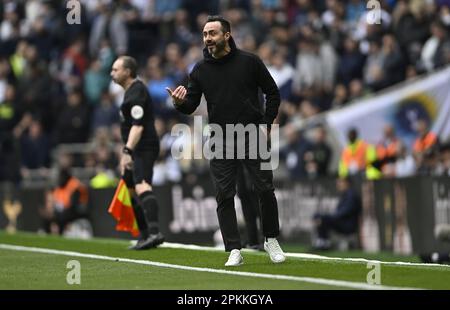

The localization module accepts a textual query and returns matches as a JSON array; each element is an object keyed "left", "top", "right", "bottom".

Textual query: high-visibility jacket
[
  {"left": 376, "top": 138, "right": 401, "bottom": 173},
  {"left": 376, "top": 138, "right": 401, "bottom": 160},
  {"left": 413, "top": 131, "right": 437, "bottom": 153},
  {"left": 339, "top": 139, "right": 381, "bottom": 180},
  {"left": 53, "top": 177, "right": 88, "bottom": 210}
]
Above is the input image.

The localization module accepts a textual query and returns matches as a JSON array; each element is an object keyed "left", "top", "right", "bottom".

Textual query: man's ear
[{"left": 225, "top": 32, "right": 230, "bottom": 40}]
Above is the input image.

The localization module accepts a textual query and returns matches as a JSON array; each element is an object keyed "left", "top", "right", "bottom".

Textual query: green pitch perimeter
[{"left": 1, "top": 231, "right": 449, "bottom": 290}]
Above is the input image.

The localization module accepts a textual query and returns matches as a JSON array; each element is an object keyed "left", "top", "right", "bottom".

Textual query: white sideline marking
[
  {"left": 0, "top": 243, "right": 421, "bottom": 290},
  {"left": 160, "top": 242, "right": 450, "bottom": 269}
]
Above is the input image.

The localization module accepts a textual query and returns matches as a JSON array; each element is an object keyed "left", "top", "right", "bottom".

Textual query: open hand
[{"left": 166, "top": 86, "right": 187, "bottom": 106}]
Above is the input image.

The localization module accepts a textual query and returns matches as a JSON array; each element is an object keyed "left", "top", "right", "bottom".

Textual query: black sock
[
  {"left": 131, "top": 198, "right": 149, "bottom": 239},
  {"left": 139, "top": 191, "right": 159, "bottom": 234}
]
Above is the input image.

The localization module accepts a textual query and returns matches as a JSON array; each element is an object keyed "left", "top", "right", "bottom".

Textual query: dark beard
[{"left": 209, "top": 39, "right": 226, "bottom": 56}]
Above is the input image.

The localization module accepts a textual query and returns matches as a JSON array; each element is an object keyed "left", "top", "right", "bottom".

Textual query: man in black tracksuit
[
  {"left": 111, "top": 56, "right": 164, "bottom": 250},
  {"left": 167, "top": 16, "right": 285, "bottom": 266}
]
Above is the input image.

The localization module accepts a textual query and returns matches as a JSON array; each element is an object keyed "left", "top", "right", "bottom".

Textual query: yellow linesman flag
[{"left": 108, "top": 179, "right": 139, "bottom": 237}]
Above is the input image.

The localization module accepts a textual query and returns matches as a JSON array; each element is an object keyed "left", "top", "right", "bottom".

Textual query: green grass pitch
[{"left": 1, "top": 231, "right": 449, "bottom": 290}]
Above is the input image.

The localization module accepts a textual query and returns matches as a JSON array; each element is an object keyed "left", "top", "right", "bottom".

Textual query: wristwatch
[{"left": 123, "top": 146, "right": 133, "bottom": 156}]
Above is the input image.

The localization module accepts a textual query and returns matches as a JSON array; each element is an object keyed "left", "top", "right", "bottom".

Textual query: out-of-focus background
[{"left": 1, "top": 0, "right": 450, "bottom": 257}]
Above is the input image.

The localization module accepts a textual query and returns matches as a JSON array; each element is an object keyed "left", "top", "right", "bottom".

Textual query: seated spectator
[
  {"left": 312, "top": 177, "right": 361, "bottom": 250},
  {"left": 40, "top": 168, "right": 89, "bottom": 235}
]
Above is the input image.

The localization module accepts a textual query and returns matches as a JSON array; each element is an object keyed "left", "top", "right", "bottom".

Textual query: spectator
[
  {"left": 381, "top": 34, "right": 405, "bottom": 87},
  {"left": 89, "top": 2, "right": 128, "bottom": 57},
  {"left": 91, "top": 91, "right": 120, "bottom": 133},
  {"left": 298, "top": 99, "right": 320, "bottom": 120},
  {"left": 267, "top": 50, "right": 294, "bottom": 100},
  {"left": 435, "top": 143, "right": 450, "bottom": 177},
  {"left": 172, "top": 9, "right": 197, "bottom": 51},
  {"left": 312, "top": 177, "right": 361, "bottom": 250},
  {"left": 19, "top": 117, "right": 50, "bottom": 177},
  {"left": 280, "top": 124, "right": 310, "bottom": 180},
  {"left": 84, "top": 40, "right": 115, "bottom": 105},
  {"left": 348, "top": 78, "right": 366, "bottom": 101},
  {"left": 393, "top": 0, "right": 431, "bottom": 67},
  {"left": 0, "top": 84, "right": 22, "bottom": 135},
  {"left": 293, "top": 37, "right": 323, "bottom": 95},
  {"left": 363, "top": 39, "right": 386, "bottom": 91},
  {"left": 41, "top": 168, "right": 89, "bottom": 235},
  {"left": 55, "top": 89, "right": 90, "bottom": 144},
  {"left": 336, "top": 36, "right": 365, "bottom": 86},
  {"left": 57, "top": 38, "right": 88, "bottom": 94},
  {"left": 413, "top": 119, "right": 438, "bottom": 160},
  {"left": 421, "top": 21, "right": 450, "bottom": 72},
  {"left": 304, "top": 125, "right": 332, "bottom": 178},
  {"left": 376, "top": 124, "right": 403, "bottom": 177},
  {"left": 338, "top": 128, "right": 380, "bottom": 180},
  {"left": 164, "top": 42, "right": 187, "bottom": 84},
  {"left": 146, "top": 62, "right": 175, "bottom": 119},
  {"left": 330, "top": 83, "right": 348, "bottom": 109},
  {"left": 84, "top": 59, "right": 110, "bottom": 106},
  {"left": 152, "top": 117, "right": 182, "bottom": 185},
  {"left": 8, "top": 40, "right": 27, "bottom": 80},
  {"left": 346, "top": 0, "right": 366, "bottom": 25}
]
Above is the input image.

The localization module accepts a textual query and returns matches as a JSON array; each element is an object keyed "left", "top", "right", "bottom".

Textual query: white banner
[{"left": 327, "top": 66, "right": 450, "bottom": 149}]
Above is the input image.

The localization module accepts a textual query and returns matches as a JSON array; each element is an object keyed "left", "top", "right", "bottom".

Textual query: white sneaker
[
  {"left": 264, "top": 238, "right": 286, "bottom": 263},
  {"left": 225, "top": 249, "right": 243, "bottom": 266}
]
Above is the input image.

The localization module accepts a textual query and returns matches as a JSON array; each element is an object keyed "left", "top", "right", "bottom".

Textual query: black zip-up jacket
[{"left": 175, "top": 37, "right": 280, "bottom": 129}]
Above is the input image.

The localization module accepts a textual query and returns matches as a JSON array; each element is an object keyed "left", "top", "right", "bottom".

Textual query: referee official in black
[
  {"left": 111, "top": 56, "right": 164, "bottom": 250},
  {"left": 167, "top": 16, "right": 285, "bottom": 266}
]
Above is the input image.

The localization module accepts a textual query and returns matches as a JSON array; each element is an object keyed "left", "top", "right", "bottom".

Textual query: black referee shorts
[{"left": 123, "top": 148, "right": 159, "bottom": 188}]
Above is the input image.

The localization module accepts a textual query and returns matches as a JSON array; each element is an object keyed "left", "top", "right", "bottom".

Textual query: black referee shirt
[{"left": 120, "top": 80, "right": 159, "bottom": 151}]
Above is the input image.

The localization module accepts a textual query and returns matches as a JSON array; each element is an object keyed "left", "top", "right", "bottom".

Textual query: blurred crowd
[{"left": 0, "top": 0, "right": 450, "bottom": 188}]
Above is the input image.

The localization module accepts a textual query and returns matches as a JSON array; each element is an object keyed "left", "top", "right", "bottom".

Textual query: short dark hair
[
  {"left": 206, "top": 15, "right": 231, "bottom": 34},
  {"left": 119, "top": 56, "right": 137, "bottom": 78}
]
